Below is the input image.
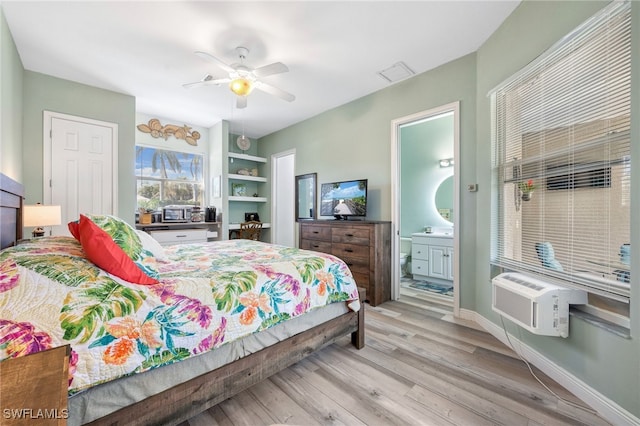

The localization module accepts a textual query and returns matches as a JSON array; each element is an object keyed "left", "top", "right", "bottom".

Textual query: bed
[{"left": 0, "top": 173, "right": 364, "bottom": 425}]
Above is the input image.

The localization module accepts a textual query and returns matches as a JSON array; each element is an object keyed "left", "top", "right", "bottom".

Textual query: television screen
[{"left": 320, "top": 179, "right": 367, "bottom": 219}]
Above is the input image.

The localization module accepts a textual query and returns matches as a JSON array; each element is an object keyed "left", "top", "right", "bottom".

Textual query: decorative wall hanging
[{"left": 137, "top": 118, "right": 200, "bottom": 146}]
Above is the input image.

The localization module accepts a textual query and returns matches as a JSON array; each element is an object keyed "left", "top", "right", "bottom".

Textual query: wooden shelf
[
  {"left": 228, "top": 173, "right": 267, "bottom": 182},
  {"left": 229, "top": 196, "right": 267, "bottom": 202},
  {"left": 228, "top": 152, "right": 267, "bottom": 163}
]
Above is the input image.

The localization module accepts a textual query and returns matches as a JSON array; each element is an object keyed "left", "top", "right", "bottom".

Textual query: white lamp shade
[{"left": 23, "top": 204, "right": 62, "bottom": 227}]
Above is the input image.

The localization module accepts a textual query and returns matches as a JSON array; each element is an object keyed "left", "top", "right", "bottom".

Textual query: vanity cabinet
[
  {"left": 411, "top": 233, "right": 454, "bottom": 284},
  {"left": 300, "top": 220, "right": 391, "bottom": 306},
  {"left": 428, "top": 245, "right": 454, "bottom": 280}
]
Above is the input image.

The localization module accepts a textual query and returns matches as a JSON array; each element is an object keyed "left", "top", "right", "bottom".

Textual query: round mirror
[{"left": 435, "top": 175, "right": 454, "bottom": 223}]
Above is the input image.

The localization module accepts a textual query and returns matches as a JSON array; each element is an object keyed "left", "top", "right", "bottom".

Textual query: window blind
[{"left": 490, "top": 1, "right": 631, "bottom": 302}]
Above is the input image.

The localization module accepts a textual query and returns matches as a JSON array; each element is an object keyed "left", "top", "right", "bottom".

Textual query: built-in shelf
[
  {"left": 228, "top": 152, "right": 267, "bottom": 163},
  {"left": 228, "top": 173, "right": 267, "bottom": 182},
  {"left": 228, "top": 196, "right": 267, "bottom": 202}
]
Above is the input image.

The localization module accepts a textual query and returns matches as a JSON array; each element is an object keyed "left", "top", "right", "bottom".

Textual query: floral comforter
[{"left": 0, "top": 237, "right": 359, "bottom": 394}]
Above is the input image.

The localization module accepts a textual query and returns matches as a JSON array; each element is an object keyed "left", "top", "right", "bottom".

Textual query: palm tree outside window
[{"left": 135, "top": 146, "right": 204, "bottom": 212}]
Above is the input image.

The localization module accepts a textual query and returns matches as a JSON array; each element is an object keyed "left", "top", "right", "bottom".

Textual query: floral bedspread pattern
[{"left": 0, "top": 237, "right": 359, "bottom": 394}]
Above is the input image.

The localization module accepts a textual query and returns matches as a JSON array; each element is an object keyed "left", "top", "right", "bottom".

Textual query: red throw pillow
[
  {"left": 77, "top": 215, "right": 158, "bottom": 285},
  {"left": 68, "top": 221, "right": 80, "bottom": 240}
]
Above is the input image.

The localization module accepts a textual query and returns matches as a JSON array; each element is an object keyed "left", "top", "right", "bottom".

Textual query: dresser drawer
[
  {"left": 337, "top": 254, "right": 369, "bottom": 275},
  {"left": 300, "top": 239, "right": 332, "bottom": 253},
  {"left": 149, "top": 229, "right": 207, "bottom": 245},
  {"left": 412, "top": 259, "right": 429, "bottom": 275},
  {"left": 301, "top": 225, "right": 332, "bottom": 241},
  {"left": 331, "top": 242, "right": 370, "bottom": 260},
  {"left": 412, "top": 243, "right": 429, "bottom": 261},
  {"left": 332, "top": 227, "right": 370, "bottom": 245}
]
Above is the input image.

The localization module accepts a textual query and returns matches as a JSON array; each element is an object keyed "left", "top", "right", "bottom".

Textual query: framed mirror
[{"left": 295, "top": 173, "right": 317, "bottom": 221}]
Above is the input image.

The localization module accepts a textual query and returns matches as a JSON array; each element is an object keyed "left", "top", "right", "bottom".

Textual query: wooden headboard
[{"left": 0, "top": 173, "right": 24, "bottom": 249}]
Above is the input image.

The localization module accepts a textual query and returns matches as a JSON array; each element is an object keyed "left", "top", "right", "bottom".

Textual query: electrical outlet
[{"left": 467, "top": 184, "right": 478, "bottom": 192}]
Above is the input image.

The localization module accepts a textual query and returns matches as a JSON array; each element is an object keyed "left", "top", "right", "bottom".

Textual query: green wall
[
  {"left": 0, "top": 7, "right": 23, "bottom": 182},
  {"left": 22, "top": 71, "right": 136, "bottom": 223},
  {"left": 260, "top": 0, "right": 639, "bottom": 418},
  {"left": 259, "top": 53, "right": 477, "bottom": 307},
  {"left": 2, "top": 0, "right": 637, "bottom": 418},
  {"left": 475, "top": 0, "right": 639, "bottom": 417}
]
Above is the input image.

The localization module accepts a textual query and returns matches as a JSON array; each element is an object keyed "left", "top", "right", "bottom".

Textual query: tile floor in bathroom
[{"left": 399, "top": 276, "right": 454, "bottom": 314}]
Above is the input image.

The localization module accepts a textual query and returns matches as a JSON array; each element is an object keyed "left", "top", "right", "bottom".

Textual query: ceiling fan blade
[
  {"left": 253, "top": 62, "right": 289, "bottom": 78},
  {"left": 182, "top": 77, "right": 231, "bottom": 89},
  {"left": 236, "top": 96, "right": 247, "bottom": 109},
  {"left": 194, "top": 51, "right": 235, "bottom": 74},
  {"left": 254, "top": 81, "right": 296, "bottom": 102}
]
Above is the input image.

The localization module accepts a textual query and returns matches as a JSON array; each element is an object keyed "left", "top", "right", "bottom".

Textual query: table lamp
[{"left": 23, "top": 204, "right": 62, "bottom": 238}]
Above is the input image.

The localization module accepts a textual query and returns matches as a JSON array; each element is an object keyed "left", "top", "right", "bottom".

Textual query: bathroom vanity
[{"left": 411, "top": 232, "right": 454, "bottom": 284}]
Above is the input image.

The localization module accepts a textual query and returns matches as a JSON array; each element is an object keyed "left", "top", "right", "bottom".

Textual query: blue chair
[{"left": 535, "top": 242, "right": 564, "bottom": 271}]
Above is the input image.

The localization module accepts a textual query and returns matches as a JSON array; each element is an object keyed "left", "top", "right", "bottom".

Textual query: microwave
[{"left": 162, "top": 205, "right": 192, "bottom": 223}]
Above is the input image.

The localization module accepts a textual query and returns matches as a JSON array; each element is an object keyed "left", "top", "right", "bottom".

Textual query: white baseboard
[{"left": 458, "top": 308, "right": 640, "bottom": 426}]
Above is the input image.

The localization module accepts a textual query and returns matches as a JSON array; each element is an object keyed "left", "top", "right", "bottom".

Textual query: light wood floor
[{"left": 179, "top": 300, "right": 610, "bottom": 426}]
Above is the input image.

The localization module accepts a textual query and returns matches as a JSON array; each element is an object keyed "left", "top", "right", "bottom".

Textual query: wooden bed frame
[{"left": 0, "top": 172, "right": 365, "bottom": 425}]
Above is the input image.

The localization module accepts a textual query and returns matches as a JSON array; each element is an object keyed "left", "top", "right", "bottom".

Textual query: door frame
[
  {"left": 43, "top": 111, "right": 119, "bottom": 212},
  {"left": 390, "top": 101, "right": 460, "bottom": 316},
  {"left": 270, "top": 148, "right": 296, "bottom": 246}
]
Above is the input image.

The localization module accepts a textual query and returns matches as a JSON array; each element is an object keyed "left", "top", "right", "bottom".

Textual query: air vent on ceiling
[{"left": 377, "top": 61, "right": 415, "bottom": 83}]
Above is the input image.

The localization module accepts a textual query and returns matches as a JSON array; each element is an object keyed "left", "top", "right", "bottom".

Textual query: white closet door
[
  {"left": 271, "top": 150, "right": 295, "bottom": 247},
  {"left": 45, "top": 112, "right": 118, "bottom": 236}
]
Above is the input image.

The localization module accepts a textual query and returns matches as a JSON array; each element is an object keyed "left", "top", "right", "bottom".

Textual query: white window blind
[{"left": 490, "top": 1, "right": 631, "bottom": 302}]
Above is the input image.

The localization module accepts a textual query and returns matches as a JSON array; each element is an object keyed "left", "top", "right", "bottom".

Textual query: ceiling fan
[{"left": 184, "top": 46, "right": 295, "bottom": 109}]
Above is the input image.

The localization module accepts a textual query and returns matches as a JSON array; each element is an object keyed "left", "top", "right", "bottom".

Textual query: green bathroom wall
[{"left": 400, "top": 114, "right": 454, "bottom": 237}]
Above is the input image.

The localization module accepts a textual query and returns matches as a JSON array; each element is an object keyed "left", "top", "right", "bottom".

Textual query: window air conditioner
[{"left": 492, "top": 272, "right": 587, "bottom": 338}]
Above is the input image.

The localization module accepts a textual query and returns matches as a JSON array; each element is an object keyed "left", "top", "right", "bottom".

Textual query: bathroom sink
[
  {"left": 429, "top": 232, "right": 453, "bottom": 237},
  {"left": 426, "top": 228, "right": 454, "bottom": 237}
]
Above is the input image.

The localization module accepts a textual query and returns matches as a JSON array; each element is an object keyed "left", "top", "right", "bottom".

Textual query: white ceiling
[{"left": 2, "top": 1, "right": 520, "bottom": 139}]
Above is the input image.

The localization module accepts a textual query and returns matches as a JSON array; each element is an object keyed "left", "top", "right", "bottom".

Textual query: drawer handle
[
  {"left": 313, "top": 244, "right": 320, "bottom": 248},
  {"left": 345, "top": 249, "right": 353, "bottom": 253},
  {"left": 176, "top": 235, "right": 187, "bottom": 238},
  {"left": 345, "top": 233, "right": 354, "bottom": 237},
  {"left": 313, "top": 231, "right": 319, "bottom": 234}
]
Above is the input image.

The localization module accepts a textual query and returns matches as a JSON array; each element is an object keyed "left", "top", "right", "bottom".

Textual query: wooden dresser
[{"left": 299, "top": 220, "right": 391, "bottom": 306}]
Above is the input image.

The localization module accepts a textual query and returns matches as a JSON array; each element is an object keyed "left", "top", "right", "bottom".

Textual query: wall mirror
[
  {"left": 435, "top": 175, "right": 454, "bottom": 223},
  {"left": 295, "top": 173, "right": 317, "bottom": 221}
]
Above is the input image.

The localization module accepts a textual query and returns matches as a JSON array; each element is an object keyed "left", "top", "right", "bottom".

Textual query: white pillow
[{"left": 136, "top": 230, "right": 168, "bottom": 261}]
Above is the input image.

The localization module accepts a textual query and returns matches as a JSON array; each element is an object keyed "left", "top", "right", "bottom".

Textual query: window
[
  {"left": 490, "top": 2, "right": 631, "bottom": 309},
  {"left": 135, "top": 146, "right": 204, "bottom": 211}
]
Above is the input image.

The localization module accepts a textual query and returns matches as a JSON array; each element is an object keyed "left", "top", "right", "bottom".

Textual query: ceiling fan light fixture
[{"left": 230, "top": 77, "right": 253, "bottom": 96}]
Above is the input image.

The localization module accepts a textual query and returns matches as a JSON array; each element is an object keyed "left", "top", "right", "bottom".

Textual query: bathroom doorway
[{"left": 390, "top": 102, "right": 460, "bottom": 316}]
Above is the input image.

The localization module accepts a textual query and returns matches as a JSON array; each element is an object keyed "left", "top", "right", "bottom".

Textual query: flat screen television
[{"left": 320, "top": 179, "right": 368, "bottom": 220}]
